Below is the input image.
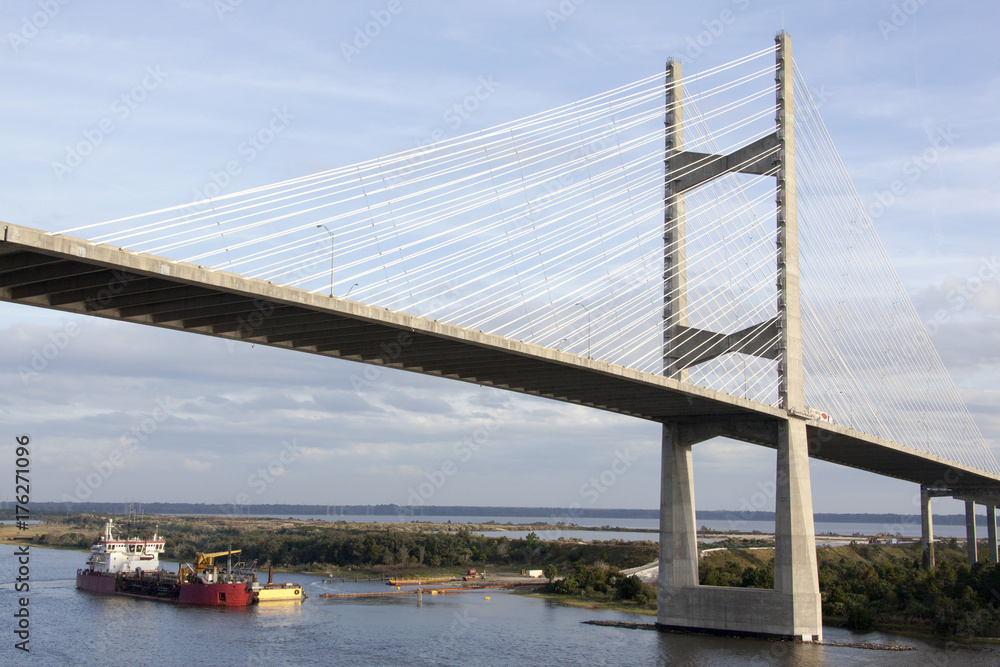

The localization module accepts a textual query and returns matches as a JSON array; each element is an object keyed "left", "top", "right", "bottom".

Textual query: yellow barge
[
  {"left": 251, "top": 567, "right": 306, "bottom": 602},
  {"left": 254, "top": 582, "right": 305, "bottom": 602}
]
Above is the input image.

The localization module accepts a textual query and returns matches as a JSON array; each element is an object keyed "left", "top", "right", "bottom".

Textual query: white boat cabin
[{"left": 84, "top": 518, "right": 165, "bottom": 574}]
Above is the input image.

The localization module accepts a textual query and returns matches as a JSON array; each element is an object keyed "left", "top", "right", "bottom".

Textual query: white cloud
[
  {"left": 2, "top": 1, "right": 999, "bottom": 514},
  {"left": 182, "top": 459, "right": 213, "bottom": 473}
]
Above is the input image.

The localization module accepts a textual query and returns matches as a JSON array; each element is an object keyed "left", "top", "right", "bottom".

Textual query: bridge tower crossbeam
[{"left": 656, "top": 32, "right": 823, "bottom": 642}]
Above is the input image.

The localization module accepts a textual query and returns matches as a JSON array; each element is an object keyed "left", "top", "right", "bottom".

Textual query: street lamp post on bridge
[
  {"left": 575, "top": 302, "right": 591, "bottom": 357},
  {"left": 317, "top": 224, "right": 334, "bottom": 297}
]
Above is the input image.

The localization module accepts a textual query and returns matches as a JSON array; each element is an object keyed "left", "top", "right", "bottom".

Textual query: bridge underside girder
[{"left": 2, "top": 221, "right": 999, "bottom": 495}]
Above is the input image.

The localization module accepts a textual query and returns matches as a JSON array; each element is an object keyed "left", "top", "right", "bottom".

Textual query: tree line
[
  {"left": 32, "top": 514, "right": 658, "bottom": 572},
  {"left": 697, "top": 543, "right": 1000, "bottom": 637}
]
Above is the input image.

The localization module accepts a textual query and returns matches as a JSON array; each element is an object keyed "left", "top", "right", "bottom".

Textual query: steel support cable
[
  {"left": 796, "top": 124, "right": 952, "bottom": 448},
  {"left": 802, "top": 198, "right": 916, "bottom": 446},
  {"left": 217, "top": 113, "right": 669, "bottom": 278},
  {"left": 364, "top": 148, "right": 668, "bottom": 314},
  {"left": 63, "top": 54, "right": 774, "bottom": 244},
  {"left": 390, "top": 194, "right": 664, "bottom": 327},
  {"left": 394, "top": 142, "right": 732, "bottom": 324},
  {"left": 664, "top": 250, "right": 779, "bottom": 373},
  {"left": 168, "top": 113, "right": 664, "bottom": 261},
  {"left": 468, "top": 75, "right": 780, "bottom": 348},
  {"left": 181, "top": 102, "right": 692, "bottom": 270},
  {"left": 108, "top": 78, "right": 767, "bottom": 257},
  {"left": 88, "top": 81, "right": 764, "bottom": 272},
  {"left": 620, "top": 237, "right": 773, "bottom": 376},
  {"left": 58, "top": 69, "right": 681, "bottom": 237},
  {"left": 675, "top": 188, "right": 778, "bottom": 333},
  {"left": 793, "top": 65, "right": 997, "bottom": 472},
  {"left": 86, "top": 85, "right": 669, "bottom": 253},
  {"left": 453, "top": 186, "right": 667, "bottom": 334},
  {"left": 670, "top": 92, "right": 780, "bottom": 400},
  {"left": 498, "top": 188, "right": 764, "bottom": 344}
]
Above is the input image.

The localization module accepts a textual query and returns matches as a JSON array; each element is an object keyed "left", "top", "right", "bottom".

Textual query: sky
[{"left": 1, "top": 0, "right": 999, "bottom": 518}]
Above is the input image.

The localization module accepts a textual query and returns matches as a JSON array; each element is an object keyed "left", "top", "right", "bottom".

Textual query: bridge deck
[{"left": 3, "top": 221, "right": 998, "bottom": 493}]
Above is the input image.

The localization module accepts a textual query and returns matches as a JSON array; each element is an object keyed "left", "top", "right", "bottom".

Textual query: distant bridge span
[{"left": 3, "top": 220, "right": 997, "bottom": 494}]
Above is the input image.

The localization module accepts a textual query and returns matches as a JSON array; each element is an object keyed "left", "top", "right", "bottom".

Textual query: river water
[
  {"left": 3, "top": 545, "right": 999, "bottom": 665},
  {"left": 242, "top": 513, "right": 973, "bottom": 542}
]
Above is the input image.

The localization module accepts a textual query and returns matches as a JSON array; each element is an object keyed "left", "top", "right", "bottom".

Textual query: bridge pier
[
  {"left": 656, "top": 420, "right": 822, "bottom": 642},
  {"left": 657, "top": 424, "right": 698, "bottom": 589},
  {"left": 966, "top": 499, "right": 978, "bottom": 564},
  {"left": 988, "top": 505, "right": 998, "bottom": 564},
  {"left": 656, "top": 32, "right": 820, "bottom": 642},
  {"left": 920, "top": 485, "right": 935, "bottom": 569}
]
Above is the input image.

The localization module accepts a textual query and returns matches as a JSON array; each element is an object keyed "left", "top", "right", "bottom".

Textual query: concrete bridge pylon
[{"left": 656, "top": 32, "right": 823, "bottom": 642}]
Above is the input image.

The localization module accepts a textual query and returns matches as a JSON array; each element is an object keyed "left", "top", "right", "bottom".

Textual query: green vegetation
[
  {"left": 541, "top": 562, "right": 656, "bottom": 612},
  {"left": 699, "top": 543, "right": 1000, "bottom": 638},
  {"left": 17, "top": 512, "right": 1000, "bottom": 637},
  {"left": 11, "top": 514, "right": 657, "bottom": 575}
]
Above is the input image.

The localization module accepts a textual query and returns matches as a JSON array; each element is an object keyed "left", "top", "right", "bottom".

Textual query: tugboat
[{"left": 76, "top": 517, "right": 256, "bottom": 606}]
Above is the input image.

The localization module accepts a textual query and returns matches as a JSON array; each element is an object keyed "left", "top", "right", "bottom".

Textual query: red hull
[
  {"left": 178, "top": 582, "right": 253, "bottom": 606},
  {"left": 77, "top": 570, "right": 118, "bottom": 595},
  {"left": 76, "top": 569, "right": 252, "bottom": 606}
]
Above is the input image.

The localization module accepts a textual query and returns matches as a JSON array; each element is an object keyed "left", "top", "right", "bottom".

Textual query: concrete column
[
  {"left": 920, "top": 485, "right": 935, "bottom": 569},
  {"left": 775, "top": 32, "right": 802, "bottom": 412},
  {"left": 774, "top": 418, "right": 822, "bottom": 641},
  {"left": 663, "top": 59, "right": 688, "bottom": 382},
  {"left": 988, "top": 505, "right": 998, "bottom": 564},
  {"left": 966, "top": 499, "right": 978, "bottom": 564},
  {"left": 658, "top": 423, "right": 698, "bottom": 599}
]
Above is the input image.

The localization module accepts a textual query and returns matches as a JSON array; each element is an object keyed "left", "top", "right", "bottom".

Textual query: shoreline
[{"left": 7, "top": 517, "right": 998, "bottom": 643}]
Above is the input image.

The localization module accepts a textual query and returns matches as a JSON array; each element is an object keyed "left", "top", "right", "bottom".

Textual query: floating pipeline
[
  {"left": 386, "top": 576, "right": 457, "bottom": 586},
  {"left": 319, "top": 583, "right": 534, "bottom": 599}
]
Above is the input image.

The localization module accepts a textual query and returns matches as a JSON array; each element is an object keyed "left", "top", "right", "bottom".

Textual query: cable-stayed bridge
[{"left": 2, "top": 34, "right": 997, "bottom": 640}]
